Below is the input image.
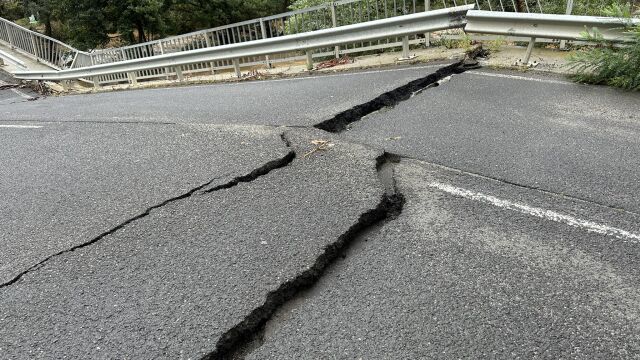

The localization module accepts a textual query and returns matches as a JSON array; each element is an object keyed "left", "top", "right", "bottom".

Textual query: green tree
[
  {"left": 107, "top": 0, "right": 165, "bottom": 43},
  {"left": 0, "top": 0, "right": 25, "bottom": 21},
  {"left": 62, "top": 0, "right": 110, "bottom": 50}
]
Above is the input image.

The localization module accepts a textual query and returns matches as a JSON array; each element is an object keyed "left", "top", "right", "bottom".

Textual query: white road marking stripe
[
  {"left": 0, "top": 124, "right": 42, "bottom": 128},
  {"left": 466, "top": 71, "right": 573, "bottom": 85},
  {"left": 0, "top": 80, "right": 36, "bottom": 100},
  {"left": 428, "top": 181, "right": 640, "bottom": 242}
]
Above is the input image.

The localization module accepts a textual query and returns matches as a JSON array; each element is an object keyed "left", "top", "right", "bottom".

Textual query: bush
[{"left": 567, "top": 4, "right": 640, "bottom": 90}]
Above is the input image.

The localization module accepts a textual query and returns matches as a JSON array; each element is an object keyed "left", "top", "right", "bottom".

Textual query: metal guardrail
[
  {"left": 465, "top": 10, "right": 640, "bottom": 41},
  {"left": 465, "top": 10, "right": 639, "bottom": 63},
  {"left": 14, "top": 5, "right": 474, "bottom": 82},
  {"left": 0, "top": 0, "right": 544, "bottom": 85},
  {"left": 0, "top": 17, "right": 88, "bottom": 70},
  {"left": 80, "top": 0, "right": 542, "bottom": 85}
]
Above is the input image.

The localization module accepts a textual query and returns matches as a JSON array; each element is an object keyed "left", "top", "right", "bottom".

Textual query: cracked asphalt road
[{"left": 1, "top": 63, "right": 639, "bottom": 359}]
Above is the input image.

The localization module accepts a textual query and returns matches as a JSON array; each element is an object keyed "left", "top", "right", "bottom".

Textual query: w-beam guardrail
[
  {"left": 465, "top": 10, "right": 639, "bottom": 62},
  {"left": 13, "top": 5, "right": 474, "bottom": 82}
]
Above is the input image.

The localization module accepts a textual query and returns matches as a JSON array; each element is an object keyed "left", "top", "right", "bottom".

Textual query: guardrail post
[
  {"left": 523, "top": 37, "right": 536, "bottom": 64},
  {"left": 30, "top": 33, "right": 39, "bottom": 58},
  {"left": 401, "top": 35, "right": 410, "bottom": 59},
  {"left": 203, "top": 35, "right": 217, "bottom": 73},
  {"left": 158, "top": 41, "right": 171, "bottom": 79},
  {"left": 5, "top": 23, "right": 15, "bottom": 48},
  {"left": 259, "top": 19, "right": 273, "bottom": 68},
  {"left": 424, "top": 0, "right": 431, "bottom": 47},
  {"left": 90, "top": 54, "right": 100, "bottom": 90},
  {"left": 233, "top": 58, "right": 241, "bottom": 77},
  {"left": 120, "top": 48, "right": 138, "bottom": 85},
  {"left": 559, "top": 0, "right": 574, "bottom": 49},
  {"left": 306, "top": 50, "right": 314, "bottom": 70},
  {"left": 330, "top": 2, "right": 340, "bottom": 59},
  {"left": 175, "top": 67, "right": 184, "bottom": 82}
]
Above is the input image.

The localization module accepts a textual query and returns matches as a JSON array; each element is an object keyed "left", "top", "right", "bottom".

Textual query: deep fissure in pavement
[
  {"left": 203, "top": 153, "right": 406, "bottom": 360},
  {"left": 313, "top": 60, "right": 473, "bottom": 133},
  {"left": 0, "top": 134, "right": 295, "bottom": 289}
]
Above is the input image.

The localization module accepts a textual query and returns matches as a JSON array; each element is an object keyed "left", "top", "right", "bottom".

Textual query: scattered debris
[
  {"left": 28, "top": 81, "right": 54, "bottom": 96},
  {"left": 386, "top": 136, "right": 402, "bottom": 141},
  {"left": 303, "top": 139, "right": 335, "bottom": 158},
  {"left": 240, "top": 70, "right": 286, "bottom": 81},
  {"left": 314, "top": 56, "right": 353, "bottom": 70}
]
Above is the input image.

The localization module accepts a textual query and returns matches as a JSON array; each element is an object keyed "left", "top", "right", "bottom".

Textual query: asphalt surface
[
  {"left": 1, "top": 63, "right": 639, "bottom": 359},
  {"left": 0, "top": 71, "right": 38, "bottom": 105},
  {"left": 344, "top": 69, "right": 640, "bottom": 213},
  {"left": 0, "top": 122, "right": 290, "bottom": 284},
  {"left": 252, "top": 159, "right": 640, "bottom": 359},
  {"left": 0, "top": 65, "right": 447, "bottom": 125},
  {"left": 0, "top": 130, "right": 384, "bottom": 359}
]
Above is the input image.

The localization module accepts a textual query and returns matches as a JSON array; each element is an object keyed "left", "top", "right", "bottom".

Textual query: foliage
[
  {"left": 0, "top": 0, "right": 637, "bottom": 52},
  {"left": 567, "top": 4, "right": 640, "bottom": 90},
  {"left": 0, "top": 0, "right": 290, "bottom": 50},
  {"left": 0, "top": 0, "right": 23, "bottom": 20},
  {"left": 487, "top": 36, "right": 506, "bottom": 52}
]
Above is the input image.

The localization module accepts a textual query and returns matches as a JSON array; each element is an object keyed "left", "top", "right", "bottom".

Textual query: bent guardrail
[{"left": 14, "top": 5, "right": 474, "bottom": 82}]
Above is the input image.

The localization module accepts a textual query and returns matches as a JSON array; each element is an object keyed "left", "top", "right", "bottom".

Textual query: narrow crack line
[
  {"left": 202, "top": 154, "right": 405, "bottom": 360},
  {"left": 313, "top": 60, "right": 474, "bottom": 133},
  {"left": 203, "top": 151, "right": 296, "bottom": 194},
  {"left": 386, "top": 151, "right": 640, "bottom": 219},
  {"left": 0, "top": 175, "right": 224, "bottom": 290},
  {"left": 0, "top": 133, "right": 294, "bottom": 289}
]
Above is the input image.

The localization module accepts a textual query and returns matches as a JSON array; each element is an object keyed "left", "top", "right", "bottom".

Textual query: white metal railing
[
  {"left": 14, "top": 6, "right": 474, "bottom": 82},
  {"left": 0, "top": 0, "right": 545, "bottom": 85},
  {"left": 0, "top": 17, "right": 89, "bottom": 70},
  {"left": 82, "top": 0, "right": 544, "bottom": 85}
]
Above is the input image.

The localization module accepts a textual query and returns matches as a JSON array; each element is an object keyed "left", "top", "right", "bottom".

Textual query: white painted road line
[
  {"left": 0, "top": 124, "right": 42, "bottom": 128},
  {"left": 467, "top": 71, "right": 573, "bottom": 85},
  {"left": 428, "top": 181, "right": 640, "bottom": 242},
  {"left": 0, "top": 80, "right": 36, "bottom": 100}
]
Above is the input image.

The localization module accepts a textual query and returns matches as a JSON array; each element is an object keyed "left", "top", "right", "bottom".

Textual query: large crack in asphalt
[
  {"left": 203, "top": 152, "right": 405, "bottom": 360},
  {"left": 0, "top": 134, "right": 295, "bottom": 289},
  {"left": 313, "top": 60, "right": 476, "bottom": 133}
]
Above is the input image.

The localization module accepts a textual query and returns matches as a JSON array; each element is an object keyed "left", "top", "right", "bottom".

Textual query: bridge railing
[
  {"left": 85, "top": 0, "right": 543, "bottom": 86},
  {"left": 0, "top": 17, "right": 88, "bottom": 70},
  {"left": 14, "top": 6, "right": 475, "bottom": 82},
  {"left": 1, "top": 0, "right": 545, "bottom": 83}
]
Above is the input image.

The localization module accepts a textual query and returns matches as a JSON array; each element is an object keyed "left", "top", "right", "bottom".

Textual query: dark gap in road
[
  {"left": 203, "top": 153, "right": 406, "bottom": 360},
  {"left": 0, "top": 133, "right": 295, "bottom": 289},
  {"left": 203, "top": 134, "right": 295, "bottom": 193},
  {"left": 313, "top": 60, "right": 478, "bottom": 133}
]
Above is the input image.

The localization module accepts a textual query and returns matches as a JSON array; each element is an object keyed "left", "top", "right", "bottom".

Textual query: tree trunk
[
  {"left": 44, "top": 16, "right": 53, "bottom": 37},
  {"left": 135, "top": 20, "right": 147, "bottom": 43}
]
